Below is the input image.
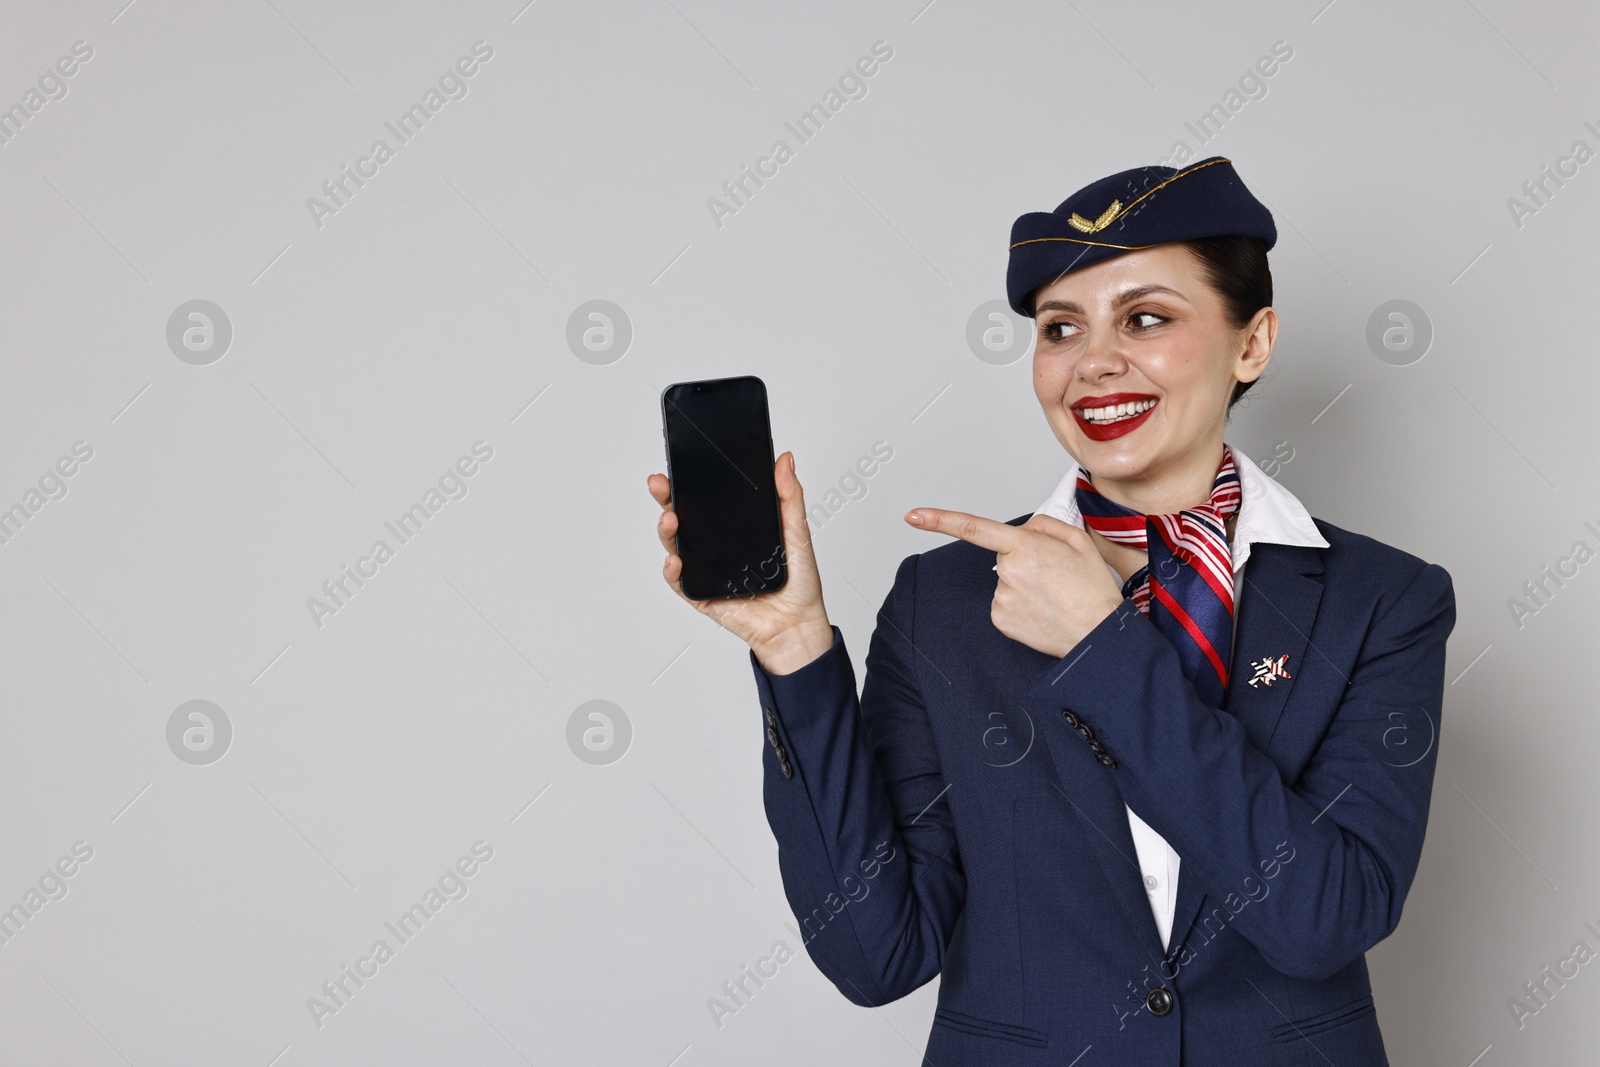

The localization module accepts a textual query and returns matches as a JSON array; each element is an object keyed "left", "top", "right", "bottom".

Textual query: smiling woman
[
  {"left": 648, "top": 155, "right": 1457, "bottom": 1066},
  {"left": 1026, "top": 241, "right": 1272, "bottom": 524}
]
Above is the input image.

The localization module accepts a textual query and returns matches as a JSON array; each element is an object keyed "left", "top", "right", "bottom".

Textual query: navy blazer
[{"left": 748, "top": 513, "right": 1455, "bottom": 1066}]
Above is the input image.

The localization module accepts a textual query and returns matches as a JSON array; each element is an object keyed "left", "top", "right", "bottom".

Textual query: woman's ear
[{"left": 1236, "top": 306, "right": 1277, "bottom": 385}]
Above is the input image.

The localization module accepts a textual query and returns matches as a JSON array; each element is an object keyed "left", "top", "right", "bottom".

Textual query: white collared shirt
[{"left": 1030, "top": 442, "right": 1329, "bottom": 951}]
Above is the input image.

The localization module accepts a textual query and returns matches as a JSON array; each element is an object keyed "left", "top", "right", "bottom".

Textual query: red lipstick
[{"left": 1071, "top": 392, "right": 1158, "bottom": 442}]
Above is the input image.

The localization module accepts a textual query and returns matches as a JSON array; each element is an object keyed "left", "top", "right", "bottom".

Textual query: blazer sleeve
[
  {"left": 1026, "top": 561, "right": 1456, "bottom": 983},
  {"left": 748, "top": 553, "right": 964, "bottom": 1007}
]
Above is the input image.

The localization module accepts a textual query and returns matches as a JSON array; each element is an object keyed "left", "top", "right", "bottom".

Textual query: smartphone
[{"left": 660, "top": 376, "right": 787, "bottom": 601}]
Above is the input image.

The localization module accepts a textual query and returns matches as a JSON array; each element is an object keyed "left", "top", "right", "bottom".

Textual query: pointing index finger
[{"left": 906, "top": 508, "right": 1021, "bottom": 554}]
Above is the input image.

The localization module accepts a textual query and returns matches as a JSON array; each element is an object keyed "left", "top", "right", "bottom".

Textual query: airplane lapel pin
[{"left": 1245, "top": 653, "right": 1292, "bottom": 688}]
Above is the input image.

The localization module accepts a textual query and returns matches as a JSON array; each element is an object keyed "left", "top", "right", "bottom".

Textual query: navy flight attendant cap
[{"left": 1006, "top": 156, "right": 1276, "bottom": 318}]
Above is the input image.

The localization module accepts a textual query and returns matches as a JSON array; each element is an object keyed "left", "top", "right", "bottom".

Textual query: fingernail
[{"left": 906, "top": 511, "right": 922, "bottom": 525}]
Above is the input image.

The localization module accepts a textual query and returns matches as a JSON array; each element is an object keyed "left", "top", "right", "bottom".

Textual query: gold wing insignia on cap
[{"left": 1067, "top": 199, "right": 1123, "bottom": 233}]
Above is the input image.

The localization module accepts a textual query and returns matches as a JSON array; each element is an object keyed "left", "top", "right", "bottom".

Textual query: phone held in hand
[{"left": 660, "top": 376, "right": 788, "bottom": 601}]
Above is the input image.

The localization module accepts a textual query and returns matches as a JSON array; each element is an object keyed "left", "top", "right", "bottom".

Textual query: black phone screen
[{"left": 661, "top": 376, "right": 787, "bottom": 601}]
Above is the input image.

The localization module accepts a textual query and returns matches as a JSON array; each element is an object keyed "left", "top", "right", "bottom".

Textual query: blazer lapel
[{"left": 1164, "top": 541, "right": 1325, "bottom": 963}]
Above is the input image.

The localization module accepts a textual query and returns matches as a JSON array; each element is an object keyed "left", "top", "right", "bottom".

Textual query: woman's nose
[{"left": 1076, "top": 330, "right": 1126, "bottom": 380}]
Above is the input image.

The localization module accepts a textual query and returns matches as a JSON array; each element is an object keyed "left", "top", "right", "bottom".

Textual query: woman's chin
[
  {"left": 1080, "top": 449, "right": 1149, "bottom": 481},
  {"left": 1073, "top": 429, "right": 1155, "bottom": 468}
]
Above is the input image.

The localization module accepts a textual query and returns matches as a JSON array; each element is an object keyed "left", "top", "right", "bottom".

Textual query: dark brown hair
[{"left": 1179, "top": 235, "right": 1273, "bottom": 413}]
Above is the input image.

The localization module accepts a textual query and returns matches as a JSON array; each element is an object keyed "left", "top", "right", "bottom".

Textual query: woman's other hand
[{"left": 649, "top": 451, "right": 834, "bottom": 674}]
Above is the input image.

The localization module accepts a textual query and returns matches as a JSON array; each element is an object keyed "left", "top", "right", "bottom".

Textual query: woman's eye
[{"left": 1041, "top": 314, "right": 1163, "bottom": 341}]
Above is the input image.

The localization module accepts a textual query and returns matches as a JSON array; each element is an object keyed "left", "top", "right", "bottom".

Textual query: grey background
[{"left": 0, "top": 0, "right": 1595, "bottom": 1063}]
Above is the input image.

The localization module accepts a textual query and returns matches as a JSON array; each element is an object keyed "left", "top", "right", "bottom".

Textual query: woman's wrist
[{"left": 754, "top": 620, "right": 836, "bottom": 676}]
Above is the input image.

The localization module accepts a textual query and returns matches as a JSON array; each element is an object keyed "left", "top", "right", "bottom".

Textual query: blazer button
[
  {"left": 764, "top": 707, "right": 777, "bottom": 726},
  {"left": 1145, "top": 986, "right": 1173, "bottom": 1016},
  {"left": 778, "top": 754, "right": 794, "bottom": 779},
  {"left": 1087, "top": 739, "right": 1107, "bottom": 756},
  {"left": 1062, "top": 710, "right": 1081, "bottom": 729},
  {"left": 1076, "top": 723, "right": 1096, "bottom": 742},
  {"left": 1097, "top": 752, "right": 1118, "bottom": 768}
]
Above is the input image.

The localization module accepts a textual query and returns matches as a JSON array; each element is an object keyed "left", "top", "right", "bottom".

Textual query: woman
[{"left": 647, "top": 155, "right": 1455, "bottom": 1065}]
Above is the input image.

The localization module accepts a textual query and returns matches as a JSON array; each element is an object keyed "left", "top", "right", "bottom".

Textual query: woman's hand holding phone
[{"left": 649, "top": 451, "right": 835, "bottom": 675}]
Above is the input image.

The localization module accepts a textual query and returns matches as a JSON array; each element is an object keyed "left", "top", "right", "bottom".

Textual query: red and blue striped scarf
[{"left": 1073, "top": 449, "right": 1242, "bottom": 707}]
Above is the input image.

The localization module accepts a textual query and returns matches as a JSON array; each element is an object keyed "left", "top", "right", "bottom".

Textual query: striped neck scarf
[{"left": 1073, "top": 449, "right": 1242, "bottom": 707}]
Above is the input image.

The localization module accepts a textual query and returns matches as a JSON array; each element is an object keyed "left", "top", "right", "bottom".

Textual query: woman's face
[{"left": 1030, "top": 243, "right": 1274, "bottom": 492}]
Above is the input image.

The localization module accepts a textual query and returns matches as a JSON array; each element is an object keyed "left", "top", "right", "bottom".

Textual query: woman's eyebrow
[{"left": 1035, "top": 284, "right": 1188, "bottom": 315}]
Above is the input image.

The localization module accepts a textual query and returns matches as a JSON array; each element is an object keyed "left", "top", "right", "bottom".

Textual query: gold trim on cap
[
  {"left": 1009, "top": 156, "right": 1233, "bottom": 251},
  {"left": 1008, "top": 236, "right": 1156, "bottom": 251}
]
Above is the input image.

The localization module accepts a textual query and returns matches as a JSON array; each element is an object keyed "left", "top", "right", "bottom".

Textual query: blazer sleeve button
[
  {"left": 1062, "top": 709, "right": 1082, "bottom": 729},
  {"left": 1097, "top": 752, "right": 1118, "bottom": 768}
]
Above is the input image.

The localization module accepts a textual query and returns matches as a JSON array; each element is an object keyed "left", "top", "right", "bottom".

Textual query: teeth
[{"left": 1078, "top": 399, "right": 1156, "bottom": 424}]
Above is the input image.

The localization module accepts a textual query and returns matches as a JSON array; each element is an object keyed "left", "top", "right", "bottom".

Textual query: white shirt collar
[{"left": 1032, "top": 442, "right": 1329, "bottom": 575}]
